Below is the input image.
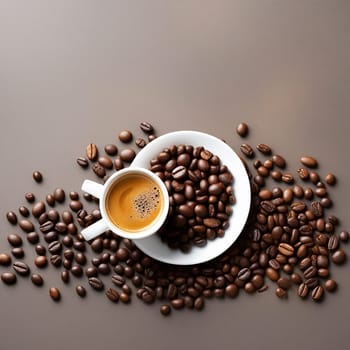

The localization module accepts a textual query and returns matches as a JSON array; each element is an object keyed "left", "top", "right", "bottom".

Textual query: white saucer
[{"left": 130, "top": 130, "right": 251, "bottom": 265}]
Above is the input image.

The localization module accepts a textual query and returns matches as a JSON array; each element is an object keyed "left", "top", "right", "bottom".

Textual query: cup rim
[{"left": 100, "top": 167, "right": 169, "bottom": 239}]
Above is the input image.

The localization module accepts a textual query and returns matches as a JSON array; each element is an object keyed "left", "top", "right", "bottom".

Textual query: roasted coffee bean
[
  {"left": 75, "top": 252, "right": 87, "bottom": 266},
  {"left": 1, "top": 272, "right": 17, "bottom": 285},
  {"left": 85, "top": 266, "right": 98, "bottom": 278},
  {"left": 31, "top": 273, "right": 44, "bottom": 286},
  {"left": 35, "top": 256, "right": 48, "bottom": 268},
  {"left": 278, "top": 243, "right": 294, "bottom": 256},
  {"left": 140, "top": 121, "right": 154, "bottom": 134},
  {"left": 53, "top": 188, "right": 66, "bottom": 203},
  {"left": 256, "top": 144, "right": 271, "bottom": 155},
  {"left": 120, "top": 149, "right": 136, "bottom": 162},
  {"left": 25, "top": 192, "right": 36, "bottom": 203},
  {"left": 19, "top": 219, "right": 34, "bottom": 233},
  {"left": 6, "top": 211, "right": 18, "bottom": 225},
  {"left": 104, "top": 144, "right": 118, "bottom": 156},
  {"left": 31, "top": 201, "right": 45, "bottom": 218},
  {"left": 69, "top": 200, "right": 83, "bottom": 212},
  {"left": 114, "top": 157, "right": 124, "bottom": 170},
  {"left": 71, "top": 264, "right": 83, "bottom": 276},
  {"left": 40, "top": 221, "right": 54, "bottom": 233},
  {"left": 119, "top": 130, "right": 133, "bottom": 143},
  {"left": 339, "top": 230, "right": 349, "bottom": 242},
  {"left": 106, "top": 287, "right": 119, "bottom": 302},
  {"left": 13, "top": 261, "right": 30, "bottom": 276},
  {"left": 332, "top": 249, "right": 346, "bottom": 265},
  {"left": 7, "top": 234, "right": 22, "bottom": 247},
  {"left": 311, "top": 285, "right": 324, "bottom": 301},
  {"left": 48, "top": 241, "right": 62, "bottom": 255},
  {"left": 73, "top": 241, "right": 86, "bottom": 252},
  {"left": 49, "top": 287, "right": 61, "bottom": 301},
  {"left": 75, "top": 285, "right": 87, "bottom": 298},
  {"left": 61, "top": 270, "right": 70, "bottom": 284},
  {"left": 33, "top": 171, "right": 43, "bottom": 183},
  {"left": 86, "top": 143, "right": 98, "bottom": 160},
  {"left": 9, "top": 247, "right": 23, "bottom": 259},
  {"left": 275, "top": 287, "right": 287, "bottom": 298},
  {"left": 172, "top": 165, "right": 187, "bottom": 180},
  {"left": 88, "top": 277, "right": 104, "bottom": 291},
  {"left": 272, "top": 155, "right": 286, "bottom": 168},
  {"left": 0, "top": 253, "right": 11, "bottom": 266},
  {"left": 324, "top": 279, "right": 337, "bottom": 292},
  {"left": 98, "top": 156, "right": 113, "bottom": 169},
  {"left": 44, "top": 231, "right": 58, "bottom": 243},
  {"left": 77, "top": 157, "right": 89, "bottom": 168},
  {"left": 266, "top": 268, "right": 279, "bottom": 281},
  {"left": 160, "top": 304, "right": 171, "bottom": 316},
  {"left": 50, "top": 255, "right": 62, "bottom": 268},
  {"left": 325, "top": 173, "right": 336, "bottom": 185},
  {"left": 98, "top": 263, "right": 110, "bottom": 275},
  {"left": 301, "top": 156, "right": 318, "bottom": 168},
  {"left": 19, "top": 206, "right": 30, "bottom": 217},
  {"left": 309, "top": 171, "right": 320, "bottom": 184},
  {"left": 240, "top": 144, "right": 254, "bottom": 158},
  {"left": 45, "top": 194, "right": 55, "bottom": 206},
  {"left": 35, "top": 244, "right": 46, "bottom": 256},
  {"left": 135, "top": 137, "right": 146, "bottom": 148},
  {"left": 281, "top": 173, "right": 294, "bottom": 184},
  {"left": 328, "top": 236, "right": 339, "bottom": 251},
  {"left": 112, "top": 274, "right": 125, "bottom": 287},
  {"left": 92, "top": 163, "right": 106, "bottom": 178},
  {"left": 236, "top": 122, "right": 249, "bottom": 137}
]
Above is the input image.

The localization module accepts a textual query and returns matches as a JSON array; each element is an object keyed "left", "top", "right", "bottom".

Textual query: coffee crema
[{"left": 106, "top": 174, "right": 163, "bottom": 232}]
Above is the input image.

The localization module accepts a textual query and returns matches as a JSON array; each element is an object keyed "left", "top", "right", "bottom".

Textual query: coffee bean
[
  {"left": 339, "top": 230, "right": 349, "bottom": 242},
  {"left": 301, "top": 156, "right": 318, "bottom": 168},
  {"left": 278, "top": 243, "right": 294, "bottom": 256},
  {"left": 271, "top": 155, "right": 286, "bottom": 168},
  {"left": 33, "top": 171, "right": 43, "bottom": 183},
  {"left": 49, "top": 287, "right": 61, "bottom": 301},
  {"left": 114, "top": 156, "right": 124, "bottom": 170},
  {"left": 60, "top": 270, "right": 70, "bottom": 284},
  {"left": 328, "top": 235, "right": 339, "bottom": 251},
  {"left": 13, "top": 261, "right": 30, "bottom": 276},
  {"left": 275, "top": 287, "right": 287, "bottom": 298},
  {"left": 25, "top": 192, "right": 36, "bottom": 203},
  {"left": 70, "top": 264, "right": 82, "bottom": 276},
  {"left": 50, "top": 255, "right": 62, "bottom": 268},
  {"left": 26, "top": 231, "right": 38, "bottom": 244},
  {"left": 105, "top": 287, "right": 119, "bottom": 302},
  {"left": 31, "top": 273, "right": 44, "bottom": 286},
  {"left": 119, "top": 130, "right": 133, "bottom": 143},
  {"left": 225, "top": 284, "right": 239, "bottom": 298},
  {"left": 7, "top": 234, "right": 22, "bottom": 247},
  {"left": 88, "top": 277, "right": 104, "bottom": 290},
  {"left": 256, "top": 144, "right": 271, "bottom": 155},
  {"left": 240, "top": 144, "right": 254, "bottom": 158},
  {"left": 92, "top": 163, "right": 106, "bottom": 178},
  {"left": 140, "top": 121, "right": 154, "bottom": 134},
  {"left": 171, "top": 298, "right": 185, "bottom": 309},
  {"left": 281, "top": 173, "right": 294, "bottom": 184},
  {"left": 236, "top": 122, "right": 249, "bottom": 137},
  {"left": 266, "top": 267, "right": 279, "bottom": 281},
  {"left": 86, "top": 143, "right": 98, "bottom": 161},
  {"left": 77, "top": 157, "right": 89, "bottom": 168},
  {"left": 311, "top": 285, "right": 324, "bottom": 301},
  {"left": 31, "top": 201, "right": 45, "bottom": 218},
  {"left": 1, "top": 272, "right": 17, "bottom": 285},
  {"left": 19, "top": 206, "right": 30, "bottom": 217},
  {"left": 277, "top": 277, "right": 291, "bottom": 290},
  {"left": 104, "top": 144, "right": 118, "bottom": 156},
  {"left": 45, "top": 194, "right": 55, "bottom": 206},
  {"left": 35, "top": 256, "right": 48, "bottom": 268},
  {"left": 48, "top": 241, "right": 62, "bottom": 255},
  {"left": 40, "top": 221, "right": 54, "bottom": 233},
  {"left": 70, "top": 200, "right": 83, "bottom": 212},
  {"left": 98, "top": 156, "right": 113, "bottom": 169},
  {"left": 6, "top": 211, "right": 18, "bottom": 225},
  {"left": 324, "top": 279, "right": 337, "bottom": 292},
  {"left": 160, "top": 304, "right": 171, "bottom": 316},
  {"left": 135, "top": 137, "right": 146, "bottom": 148},
  {"left": 19, "top": 219, "right": 34, "bottom": 233},
  {"left": 11, "top": 247, "right": 24, "bottom": 258},
  {"left": 325, "top": 173, "right": 336, "bottom": 185},
  {"left": 332, "top": 249, "right": 346, "bottom": 265},
  {"left": 75, "top": 285, "right": 86, "bottom": 298},
  {"left": 0, "top": 253, "right": 11, "bottom": 266},
  {"left": 120, "top": 148, "right": 136, "bottom": 162}
]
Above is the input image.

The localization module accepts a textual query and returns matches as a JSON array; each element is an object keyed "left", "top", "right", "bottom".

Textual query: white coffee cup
[{"left": 80, "top": 168, "right": 169, "bottom": 241}]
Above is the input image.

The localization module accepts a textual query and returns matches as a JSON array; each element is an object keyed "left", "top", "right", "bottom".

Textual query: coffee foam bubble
[{"left": 131, "top": 186, "right": 160, "bottom": 219}]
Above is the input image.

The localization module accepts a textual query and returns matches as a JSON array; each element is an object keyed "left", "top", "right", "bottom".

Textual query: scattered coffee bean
[
  {"left": 325, "top": 173, "right": 336, "bottom": 185},
  {"left": 92, "top": 163, "right": 106, "bottom": 178},
  {"left": 31, "top": 273, "right": 44, "bottom": 286},
  {"left": 104, "top": 144, "right": 118, "bottom": 156},
  {"left": 7, "top": 234, "right": 22, "bottom": 247},
  {"left": 119, "top": 130, "right": 133, "bottom": 143},
  {"left": 11, "top": 247, "right": 24, "bottom": 258},
  {"left": 135, "top": 137, "right": 146, "bottom": 148},
  {"left": 1, "top": 272, "right": 17, "bottom": 285},
  {"left": 18, "top": 206, "right": 30, "bottom": 217},
  {"left": 6, "top": 211, "right": 18, "bottom": 225},
  {"left": 18, "top": 219, "right": 34, "bottom": 233},
  {"left": 70, "top": 200, "right": 83, "bottom": 212},
  {"left": 86, "top": 143, "right": 98, "bottom": 161},
  {"left": 27, "top": 231, "right": 39, "bottom": 244},
  {"left": 61, "top": 270, "right": 70, "bottom": 284},
  {"left": 160, "top": 304, "right": 171, "bottom": 316},
  {"left": 88, "top": 277, "right": 104, "bottom": 291},
  {"left": 339, "top": 230, "right": 349, "bottom": 242},
  {"left": 53, "top": 188, "right": 66, "bottom": 203},
  {"left": 311, "top": 285, "right": 324, "bottom": 301},
  {"left": 0, "top": 253, "right": 11, "bottom": 266},
  {"left": 13, "top": 261, "right": 30, "bottom": 276},
  {"left": 324, "top": 279, "right": 337, "bottom": 292},
  {"left": 331, "top": 249, "right": 346, "bottom": 265},
  {"left": 33, "top": 171, "right": 43, "bottom": 183},
  {"left": 25, "top": 192, "right": 36, "bottom": 203},
  {"left": 49, "top": 287, "right": 61, "bottom": 301},
  {"left": 256, "top": 144, "right": 271, "bottom": 155},
  {"left": 236, "top": 122, "right": 249, "bottom": 137},
  {"left": 301, "top": 156, "right": 318, "bottom": 168},
  {"left": 140, "top": 121, "right": 154, "bottom": 134},
  {"left": 98, "top": 156, "right": 113, "bottom": 169},
  {"left": 46, "top": 194, "right": 55, "bottom": 206},
  {"left": 272, "top": 155, "right": 286, "bottom": 168},
  {"left": 32, "top": 201, "right": 46, "bottom": 218},
  {"left": 77, "top": 157, "right": 89, "bottom": 168},
  {"left": 35, "top": 256, "right": 48, "bottom": 268},
  {"left": 240, "top": 144, "right": 254, "bottom": 158},
  {"left": 76, "top": 285, "right": 87, "bottom": 298},
  {"left": 120, "top": 148, "right": 136, "bottom": 162},
  {"left": 106, "top": 287, "right": 119, "bottom": 302}
]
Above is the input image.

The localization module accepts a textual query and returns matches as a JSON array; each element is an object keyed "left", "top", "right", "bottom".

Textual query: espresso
[{"left": 106, "top": 174, "right": 162, "bottom": 232}]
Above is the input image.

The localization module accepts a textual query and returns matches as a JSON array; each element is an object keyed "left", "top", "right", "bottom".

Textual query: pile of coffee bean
[
  {"left": 1, "top": 121, "right": 348, "bottom": 317},
  {"left": 149, "top": 145, "right": 234, "bottom": 251}
]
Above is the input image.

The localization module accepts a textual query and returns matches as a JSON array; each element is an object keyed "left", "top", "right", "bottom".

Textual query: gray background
[{"left": 1, "top": 1, "right": 350, "bottom": 349}]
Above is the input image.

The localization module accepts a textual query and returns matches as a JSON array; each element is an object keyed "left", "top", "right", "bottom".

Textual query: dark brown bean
[
  {"left": 104, "top": 144, "right": 118, "bottom": 156},
  {"left": 1, "top": 272, "right": 17, "bottom": 285},
  {"left": 236, "top": 122, "right": 249, "bottom": 137},
  {"left": 25, "top": 192, "right": 36, "bottom": 203},
  {"left": 77, "top": 157, "right": 89, "bottom": 168},
  {"left": 324, "top": 279, "right": 337, "bottom": 292},
  {"left": 13, "top": 261, "right": 30, "bottom": 276},
  {"left": 49, "top": 287, "right": 61, "bottom": 301},
  {"left": 31, "top": 273, "right": 44, "bottom": 286},
  {"left": 120, "top": 149, "right": 136, "bottom": 162},
  {"left": 6, "top": 211, "right": 18, "bottom": 225},
  {"left": 256, "top": 144, "right": 271, "bottom": 155},
  {"left": 88, "top": 277, "right": 104, "bottom": 290},
  {"left": 7, "top": 234, "right": 22, "bottom": 247},
  {"left": 0, "top": 253, "right": 11, "bottom": 266},
  {"left": 35, "top": 256, "right": 48, "bottom": 268},
  {"left": 33, "top": 171, "right": 43, "bottom": 183},
  {"left": 86, "top": 143, "right": 98, "bottom": 160},
  {"left": 19, "top": 219, "right": 34, "bottom": 233},
  {"left": 301, "top": 156, "right": 318, "bottom": 168},
  {"left": 311, "top": 286, "right": 324, "bottom": 301},
  {"left": 325, "top": 173, "right": 336, "bottom": 185},
  {"left": 240, "top": 144, "right": 254, "bottom": 158},
  {"left": 272, "top": 155, "right": 286, "bottom": 168},
  {"left": 119, "top": 130, "right": 133, "bottom": 143},
  {"left": 332, "top": 250, "right": 346, "bottom": 265}
]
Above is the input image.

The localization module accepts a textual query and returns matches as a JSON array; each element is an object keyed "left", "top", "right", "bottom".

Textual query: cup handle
[
  {"left": 81, "top": 219, "right": 109, "bottom": 241},
  {"left": 81, "top": 179, "right": 104, "bottom": 199}
]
